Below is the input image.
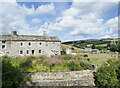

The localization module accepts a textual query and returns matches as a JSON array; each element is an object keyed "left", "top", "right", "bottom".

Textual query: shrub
[
  {"left": 61, "top": 49, "right": 66, "bottom": 55},
  {"left": 2, "top": 58, "right": 27, "bottom": 87},
  {"left": 80, "top": 61, "right": 91, "bottom": 70},
  {"left": 20, "top": 59, "right": 33, "bottom": 72},
  {"left": 51, "top": 65, "right": 70, "bottom": 72},
  {"left": 71, "top": 47, "right": 74, "bottom": 50},
  {"left": 64, "top": 55, "right": 72, "bottom": 60},
  {"left": 67, "top": 62, "right": 79, "bottom": 71},
  {"left": 94, "top": 59, "right": 120, "bottom": 87}
]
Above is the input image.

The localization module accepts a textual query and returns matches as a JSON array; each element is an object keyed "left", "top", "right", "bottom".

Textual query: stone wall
[{"left": 23, "top": 70, "right": 95, "bottom": 86}]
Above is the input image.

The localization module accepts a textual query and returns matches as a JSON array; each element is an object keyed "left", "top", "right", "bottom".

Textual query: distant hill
[
  {"left": 62, "top": 38, "right": 119, "bottom": 50},
  {"left": 62, "top": 38, "right": 119, "bottom": 44}
]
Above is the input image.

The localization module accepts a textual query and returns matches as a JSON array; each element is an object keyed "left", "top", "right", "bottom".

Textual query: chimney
[
  {"left": 11, "top": 31, "right": 17, "bottom": 35},
  {"left": 43, "top": 31, "right": 47, "bottom": 36}
]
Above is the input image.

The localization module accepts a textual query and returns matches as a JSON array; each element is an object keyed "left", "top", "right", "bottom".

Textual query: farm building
[
  {"left": 90, "top": 49, "right": 100, "bottom": 54},
  {"left": 0, "top": 31, "right": 61, "bottom": 57},
  {"left": 65, "top": 48, "right": 72, "bottom": 54},
  {"left": 85, "top": 48, "right": 92, "bottom": 52}
]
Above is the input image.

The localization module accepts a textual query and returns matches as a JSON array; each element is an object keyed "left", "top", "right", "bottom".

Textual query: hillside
[
  {"left": 62, "top": 38, "right": 119, "bottom": 51},
  {"left": 62, "top": 38, "right": 119, "bottom": 45}
]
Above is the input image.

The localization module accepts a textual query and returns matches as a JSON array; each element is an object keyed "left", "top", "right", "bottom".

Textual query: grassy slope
[{"left": 61, "top": 44, "right": 86, "bottom": 52}]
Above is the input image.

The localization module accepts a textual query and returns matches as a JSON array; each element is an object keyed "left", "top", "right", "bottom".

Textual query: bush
[
  {"left": 94, "top": 59, "right": 120, "bottom": 87},
  {"left": 64, "top": 55, "right": 72, "bottom": 60},
  {"left": 110, "top": 43, "right": 119, "bottom": 52},
  {"left": 67, "top": 62, "right": 80, "bottom": 71},
  {"left": 61, "top": 49, "right": 66, "bottom": 55},
  {"left": 71, "top": 47, "right": 74, "bottom": 50},
  {"left": 80, "top": 61, "right": 92, "bottom": 70},
  {"left": 2, "top": 58, "right": 25, "bottom": 87}
]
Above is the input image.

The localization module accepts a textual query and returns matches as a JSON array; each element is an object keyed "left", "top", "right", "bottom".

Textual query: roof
[
  {"left": 91, "top": 49, "right": 100, "bottom": 52},
  {"left": 0, "top": 35, "right": 61, "bottom": 42}
]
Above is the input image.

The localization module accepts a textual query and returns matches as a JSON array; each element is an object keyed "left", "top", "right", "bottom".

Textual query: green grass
[
  {"left": 76, "top": 53, "right": 118, "bottom": 66},
  {"left": 96, "top": 44, "right": 107, "bottom": 47}
]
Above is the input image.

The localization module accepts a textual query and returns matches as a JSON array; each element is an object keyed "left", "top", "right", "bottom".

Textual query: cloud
[
  {"left": 31, "top": 18, "right": 41, "bottom": 23},
  {"left": 104, "top": 17, "right": 118, "bottom": 37},
  {"left": 41, "top": 1, "right": 118, "bottom": 40},
  {"left": 0, "top": 1, "right": 118, "bottom": 41},
  {"left": 23, "top": 3, "right": 55, "bottom": 15},
  {"left": 101, "top": 35, "right": 111, "bottom": 39},
  {"left": 36, "top": 3, "right": 55, "bottom": 14},
  {"left": 0, "top": 1, "right": 55, "bottom": 35}
]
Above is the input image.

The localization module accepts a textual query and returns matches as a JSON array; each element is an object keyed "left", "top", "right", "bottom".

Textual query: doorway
[{"left": 32, "top": 50, "right": 35, "bottom": 55}]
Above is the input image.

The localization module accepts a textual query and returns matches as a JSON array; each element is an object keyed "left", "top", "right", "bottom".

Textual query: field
[
  {"left": 62, "top": 44, "right": 118, "bottom": 66},
  {"left": 76, "top": 53, "right": 118, "bottom": 66}
]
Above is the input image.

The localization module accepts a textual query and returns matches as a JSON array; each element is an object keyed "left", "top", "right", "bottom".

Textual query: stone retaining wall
[{"left": 24, "top": 70, "right": 95, "bottom": 86}]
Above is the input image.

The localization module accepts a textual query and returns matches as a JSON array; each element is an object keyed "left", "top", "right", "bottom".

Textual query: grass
[
  {"left": 96, "top": 44, "right": 107, "bottom": 47},
  {"left": 76, "top": 52, "right": 118, "bottom": 66}
]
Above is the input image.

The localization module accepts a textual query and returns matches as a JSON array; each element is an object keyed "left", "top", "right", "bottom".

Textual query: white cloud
[
  {"left": 105, "top": 17, "right": 118, "bottom": 35},
  {"left": 31, "top": 18, "right": 41, "bottom": 23},
  {"left": 41, "top": 1, "right": 118, "bottom": 40},
  {"left": 0, "top": 2, "right": 55, "bottom": 35},
  {"left": 23, "top": 3, "right": 55, "bottom": 15},
  {"left": 0, "top": 1, "right": 118, "bottom": 41},
  {"left": 101, "top": 35, "right": 111, "bottom": 39},
  {"left": 36, "top": 3, "right": 55, "bottom": 14}
]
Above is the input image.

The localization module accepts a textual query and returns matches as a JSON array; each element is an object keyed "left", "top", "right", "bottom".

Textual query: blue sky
[{"left": 1, "top": 0, "right": 119, "bottom": 42}]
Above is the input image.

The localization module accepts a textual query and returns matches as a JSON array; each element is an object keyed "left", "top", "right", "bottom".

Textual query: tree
[
  {"left": 110, "top": 43, "right": 118, "bottom": 52},
  {"left": 92, "top": 44, "right": 95, "bottom": 49},
  {"left": 71, "top": 47, "right": 74, "bottom": 50},
  {"left": 2, "top": 56, "right": 30, "bottom": 87},
  {"left": 96, "top": 45, "right": 103, "bottom": 50},
  {"left": 94, "top": 60, "right": 120, "bottom": 87}
]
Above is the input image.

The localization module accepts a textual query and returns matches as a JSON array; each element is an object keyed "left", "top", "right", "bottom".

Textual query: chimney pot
[{"left": 11, "top": 31, "right": 17, "bottom": 35}]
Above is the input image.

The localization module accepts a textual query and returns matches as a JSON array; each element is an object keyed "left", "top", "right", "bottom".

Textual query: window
[
  {"left": 39, "top": 42, "right": 42, "bottom": 45},
  {"left": 2, "top": 41, "right": 6, "bottom": 43},
  {"left": 28, "top": 43, "right": 31, "bottom": 46},
  {"left": 39, "top": 50, "right": 41, "bottom": 53},
  {"left": 6, "top": 52, "right": 9, "bottom": 54},
  {"left": 46, "top": 44, "right": 48, "bottom": 46},
  {"left": 2, "top": 45, "right": 5, "bottom": 49},
  {"left": 21, "top": 43, "right": 23, "bottom": 46},
  {"left": 20, "top": 50, "right": 23, "bottom": 54},
  {"left": 32, "top": 50, "right": 35, "bottom": 55},
  {"left": 27, "top": 50, "right": 29, "bottom": 54}
]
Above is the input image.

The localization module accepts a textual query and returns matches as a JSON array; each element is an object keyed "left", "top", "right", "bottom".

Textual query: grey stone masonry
[
  {"left": 23, "top": 70, "right": 95, "bottom": 86},
  {"left": 0, "top": 31, "right": 61, "bottom": 57}
]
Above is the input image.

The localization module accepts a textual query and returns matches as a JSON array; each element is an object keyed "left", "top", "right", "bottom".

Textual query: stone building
[{"left": 0, "top": 31, "right": 61, "bottom": 57}]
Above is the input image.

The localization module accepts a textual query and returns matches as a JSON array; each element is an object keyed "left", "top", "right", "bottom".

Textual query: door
[
  {"left": 67, "top": 50, "right": 69, "bottom": 54},
  {"left": 32, "top": 50, "right": 35, "bottom": 55}
]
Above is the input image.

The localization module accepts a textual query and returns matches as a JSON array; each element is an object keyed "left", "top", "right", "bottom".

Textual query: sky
[{"left": 0, "top": 0, "right": 119, "bottom": 42}]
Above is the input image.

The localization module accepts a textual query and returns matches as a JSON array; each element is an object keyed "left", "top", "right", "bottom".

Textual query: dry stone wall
[{"left": 23, "top": 70, "right": 95, "bottom": 86}]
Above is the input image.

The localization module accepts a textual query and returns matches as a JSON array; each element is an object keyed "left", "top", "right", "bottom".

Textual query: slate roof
[{"left": 0, "top": 35, "right": 61, "bottom": 42}]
